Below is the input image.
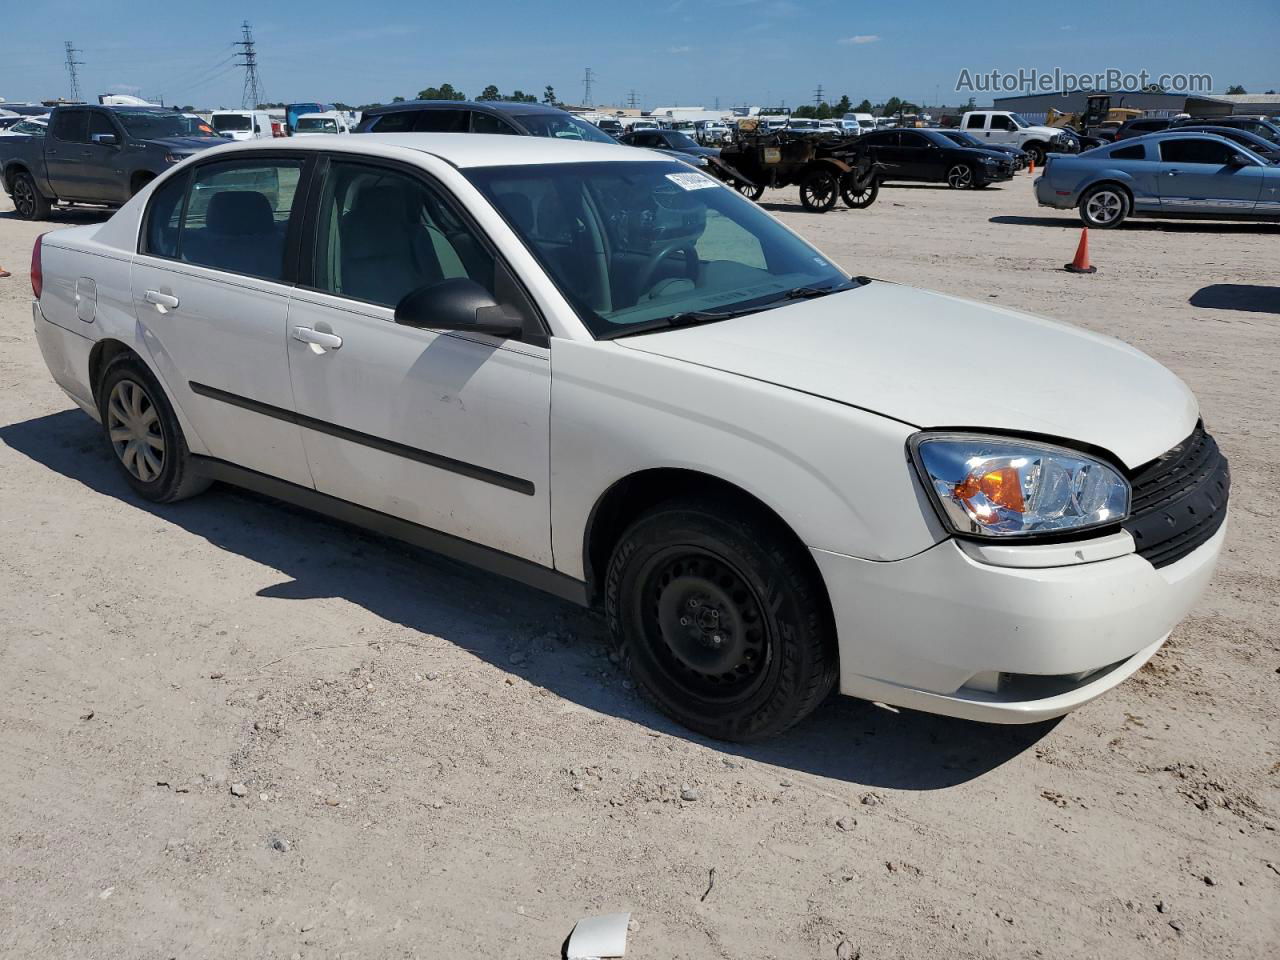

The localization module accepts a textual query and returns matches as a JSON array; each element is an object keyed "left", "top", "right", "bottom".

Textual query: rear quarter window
[{"left": 1110, "top": 144, "right": 1146, "bottom": 160}]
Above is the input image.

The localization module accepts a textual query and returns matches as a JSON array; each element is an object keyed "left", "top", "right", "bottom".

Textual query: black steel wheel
[
  {"left": 605, "top": 498, "right": 838, "bottom": 741},
  {"left": 735, "top": 181, "right": 765, "bottom": 201},
  {"left": 840, "top": 173, "right": 879, "bottom": 209},
  {"left": 798, "top": 167, "right": 839, "bottom": 212}
]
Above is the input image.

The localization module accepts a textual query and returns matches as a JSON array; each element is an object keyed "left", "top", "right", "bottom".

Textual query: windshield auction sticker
[{"left": 665, "top": 172, "right": 718, "bottom": 190}]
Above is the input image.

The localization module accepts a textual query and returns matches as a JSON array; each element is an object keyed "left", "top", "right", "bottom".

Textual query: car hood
[{"left": 616, "top": 282, "right": 1198, "bottom": 468}]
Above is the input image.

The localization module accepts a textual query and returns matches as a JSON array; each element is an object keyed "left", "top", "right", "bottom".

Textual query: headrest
[
  {"left": 206, "top": 190, "right": 275, "bottom": 237},
  {"left": 343, "top": 184, "right": 415, "bottom": 255}
]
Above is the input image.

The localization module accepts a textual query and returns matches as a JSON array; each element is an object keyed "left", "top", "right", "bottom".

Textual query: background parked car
[
  {"left": 1113, "top": 117, "right": 1176, "bottom": 140},
  {"left": 1171, "top": 115, "right": 1280, "bottom": 145},
  {"left": 936, "top": 129, "right": 1029, "bottom": 169},
  {"left": 856, "top": 127, "right": 1014, "bottom": 188},
  {"left": 1035, "top": 131, "right": 1280, "bottom": 228},
  {"left": 0, "top": 115, "right": 48, "bottom": 138},
  {"left": 1171, "top": 125, "right": 1280, "bottom": 163},
  {"left": 293, "top": 111, "right": 352, "bottom": 136},
  {"left": 617, "top": 127, "right": 721, "bottom": 167},
  {"left": 355, "top": 100, "right": 615, "bottom": 143},
  {"left": 595, "top": 117, "right": 624, "bottom": 138},
  {"left": 211, "top": 109, "right": 275, "bottom": 141},
  {"left": 0, "top": 104, "right": 224, "bottom": 219}
]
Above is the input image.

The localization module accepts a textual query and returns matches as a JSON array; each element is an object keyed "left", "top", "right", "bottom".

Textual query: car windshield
[
  {"left": 466, "top": 160, "right": 856, "bottom": 339},
  {"left": 296, "top": 117, "right": 337, "bottom": 132},
  {"left": 1008, "top": 113, "right": 1031, "bottom": 128},
  {"left": 665, "top": 131, "right": 699, "bottom": 149},
  {"left": 213, "top": 114, "right": 251, "bottom": 131},
  {"left": 116, "top": 110, "right": 215, "bottom": 139},
  {"left": 513, "top": 113, "right": 615, "bottom": 143}
]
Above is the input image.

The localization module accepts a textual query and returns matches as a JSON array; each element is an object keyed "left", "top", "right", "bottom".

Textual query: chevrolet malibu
[{"left": 30, "top": 134, "right": 1229, "bottom": 741}]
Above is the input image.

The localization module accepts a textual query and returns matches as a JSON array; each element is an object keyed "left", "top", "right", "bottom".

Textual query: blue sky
[{"left": 3, "top": 0, "right": 1276, "bottom": 110}]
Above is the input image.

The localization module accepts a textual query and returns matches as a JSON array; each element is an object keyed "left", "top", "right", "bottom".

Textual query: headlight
[
  {"left": 164, "top": 152, "right": 186, "bottom": 164},
  {"left": 910, "top": 434, "right": 1129, "bottom": 538}
]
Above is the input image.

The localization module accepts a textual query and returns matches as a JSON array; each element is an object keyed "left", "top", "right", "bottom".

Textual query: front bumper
[{"left": 812, "top": 519, "right": 1226, "bottom": 723}]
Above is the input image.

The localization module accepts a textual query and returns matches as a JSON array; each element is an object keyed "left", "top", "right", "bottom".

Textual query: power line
[
  {"left": 64, "top": 41, "right": 84, "bottom": 101},
  {"left": 234, "top": 21, "right": 263, "bottom": 109}
]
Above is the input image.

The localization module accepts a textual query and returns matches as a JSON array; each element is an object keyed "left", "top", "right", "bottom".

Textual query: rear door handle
[
  {"left": 291, "top": 326, "right": 343, "bottom": 350},
  {"left": 144, "top": 289, "right": 180, "bottom": 311}
]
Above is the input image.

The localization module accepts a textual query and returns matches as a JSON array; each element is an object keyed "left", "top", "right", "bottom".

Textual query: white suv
[{"left": 30, "top": 134, "right": 1229, "bottom": 740}]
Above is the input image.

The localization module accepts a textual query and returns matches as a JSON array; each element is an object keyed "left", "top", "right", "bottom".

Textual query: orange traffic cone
[
  {"left": 1064, "top": 227, "right": 1097, "bottom": 274},
  {"left": 1028, "top": 157, "right": 1035, "bottom": 175},
  {"left": 0, "top": 264, "right": 10, "bottom": 279}
]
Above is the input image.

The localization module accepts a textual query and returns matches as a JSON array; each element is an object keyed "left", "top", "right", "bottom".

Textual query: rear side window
[
  {"left": 1110, "top": 144, "right": 1146, "bottom": 160},
  {"left": 413, "top": 110, "right": 468, "bottom": 133},
  {"left": 141, "top": 159, "right": 304, "bottom": 281},
  {"left": 51, "top": 110, "right": 89, "bottom": 143},
  {"left": 964, "top": 114, "right": 986, "bottom": 130},
  {"left": 1159, "top": 138, "right": 1236, "bottom": 165},
  {"left": 471, "top": 112, "right": 519, "bottom": 135},
  {"left": 369, "top": 111, "right": 417, "bottom": 133}
]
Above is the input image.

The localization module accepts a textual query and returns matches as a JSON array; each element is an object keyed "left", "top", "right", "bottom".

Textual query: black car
[
  {"left": 936, "top": 129, "right": 1029, "bottom": 169},
  {"left": 855, "top": 128, "right": 1014, "bottom": 188},
  {"left": 1114, "top": 117, "right": 1175, "bottom": 140},
  {"left": 354, "top": 100, "right": 614, "bottom": 143},
  {"left": 1169, "top": 125, "right": 1280, "bottom": 162},
  {"left": 617, "top": 128, "right": 721, "bottom": 169},
  {"left": 1170, "top": 115, "right": 1280, "bottom": 145}
]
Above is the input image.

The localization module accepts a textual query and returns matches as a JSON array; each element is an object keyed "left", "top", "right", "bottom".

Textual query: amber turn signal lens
[{"left": 953, "top": 466, "right": 1025, "bottom": 515}]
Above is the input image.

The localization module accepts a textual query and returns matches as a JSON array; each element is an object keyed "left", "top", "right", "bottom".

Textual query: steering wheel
[{"left": 636, "top": 240, "right": 701, "bottom": 298}]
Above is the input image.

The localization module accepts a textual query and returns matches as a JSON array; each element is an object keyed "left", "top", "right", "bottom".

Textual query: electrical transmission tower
[
  {"left": 627, "top": 89, "right": 638, "bottom": 110},
  {"left": 64, "top": 41, "right": 84, "bottom": 101},
  {"left": 582, "top": 67, "right": 595, "bottom": 107},
  {"left": 813, "top": 83, "right": 825, "bottom": 106},
  {"left": 235, "top": 21, "right": 264, "bottom": 109}
]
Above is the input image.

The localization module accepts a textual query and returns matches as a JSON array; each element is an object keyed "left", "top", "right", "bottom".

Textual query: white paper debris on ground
[{"left": 565, "top": 911, "right": 630, "bottom": 960}]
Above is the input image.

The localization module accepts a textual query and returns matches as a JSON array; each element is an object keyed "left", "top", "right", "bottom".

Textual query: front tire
[
  {"left": 798, "top": 168, "right": 839, "bottom": 212},
  {"left": 1024, "top": 143, "right": 1047, "bottom": 167},
  {"left": 1079, "top": 184, "right": 1130, "bottom": 228},
  {"left": 11, "top": 171, "right": 52, "bottom": 220},
  {"left": 946, "top": 164, "right": 975, "bottom": 189},
  {"left": 841, "top": 173, "right": 879, "bottom": 208},
  {"left": 97, "top": 356, "right": 210, "bottom": 503},
  {"left": 605, "top": 499, "right": 837, "bottom": 741}
]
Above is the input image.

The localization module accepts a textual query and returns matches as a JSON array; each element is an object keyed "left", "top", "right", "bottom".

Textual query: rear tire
[
  {"left": 605, "top": 498, "right": 837, "bottom": 741},
  {"left": 1079, "top": 184, "right": 1130, "bottom": 228},
  {"left": 11, "top": 171, "right": 51, "bottom": 220},
  {"left": 97, "top": 355, "right": 210, "bottom": 503}
]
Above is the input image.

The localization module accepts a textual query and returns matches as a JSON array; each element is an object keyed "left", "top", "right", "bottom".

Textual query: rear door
[
  {"left": 1157, "top": 137, "right": 1264, "bottom": 214},
  {"left": 45, "top": 109, "right": 89, "bottom": 198},
  {"left": 130, "top": 154, "right": 316, "bottom": 486},
  {"left": 285, "top": 156, "right": 554, "bottom": 564}
]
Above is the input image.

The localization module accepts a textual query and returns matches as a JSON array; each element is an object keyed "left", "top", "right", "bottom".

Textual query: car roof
[
  {"left": 363, "top": 99, "right": 572, "bottom": 118},
  {"left": 181, "top": 132, "right": 671, "bottom": 169}
]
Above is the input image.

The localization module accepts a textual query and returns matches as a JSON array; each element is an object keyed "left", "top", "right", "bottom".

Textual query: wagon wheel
[
  {"left": 735, "top": 181, "right": 765, "bottom": 201},
  {"left": 798, "top": 167, "right": 839, "bottom": 212},
  {"left": 840, "top": 172, "right": 879, "bottom": 209}
]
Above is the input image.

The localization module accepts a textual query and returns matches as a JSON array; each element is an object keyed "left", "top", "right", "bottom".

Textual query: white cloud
[
  {"left": 668, "top": 45, "right": 694, "bottom": 54},
  {"left": 839, "top": 34, "right": 880, "bottom": 45}
]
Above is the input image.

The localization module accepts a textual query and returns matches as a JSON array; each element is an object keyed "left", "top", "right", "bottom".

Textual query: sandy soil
[{"left": 0, "top": 177, "right": 1277, "bottom": 960}]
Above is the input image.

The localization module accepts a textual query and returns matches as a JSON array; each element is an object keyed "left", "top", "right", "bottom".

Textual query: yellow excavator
[{"left": 1047, "top": 94, "right": 1142, "bottom": 141}]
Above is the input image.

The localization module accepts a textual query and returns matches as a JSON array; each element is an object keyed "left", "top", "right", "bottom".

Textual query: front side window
[
  {"left": 989, "top": 115, "right": 1015, "bottom": 131},
  {"left": 311, "top": 161, "right": 499, "bottom": 309},
  {"left": 1159, "top": 138, "right": 1237, "bottom": 165},
  {"left": 471, "top": 112, "right": 519, "bottom": 135},
  {"left": 665, "top": 131, "right": 699, "bottom": 149},
  {"left": 88, "top": 112, "right": 118, "bottom": 142},
  {"left": 467, "top": 160, "right": 854, "bottom": 339},
  {"left": 142, "top": 159, "right": 303, "bottom": 280}
]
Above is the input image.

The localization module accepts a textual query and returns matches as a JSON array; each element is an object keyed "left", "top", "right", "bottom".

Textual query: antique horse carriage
[{"left": 710, "top": 128, "right": 880, "bottom": 212}]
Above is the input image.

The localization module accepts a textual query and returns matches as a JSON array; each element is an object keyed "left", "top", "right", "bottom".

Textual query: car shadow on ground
[
  {"left": 0, "top": 208, "right": 113, "bottom": 225},
  {"left": 0, "top": 408, "right": 1054, "bottom": 790},
  {"left": 1189, "top": 283, "right": 1280, "bottom": 315},
  {"left": 990, "top": 214, "right": 1280, "bottom": 234}
]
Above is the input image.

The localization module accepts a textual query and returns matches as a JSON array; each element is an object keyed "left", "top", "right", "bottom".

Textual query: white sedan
[{"left": 30, "top": 134, "right": 1229, "bottom": 740}]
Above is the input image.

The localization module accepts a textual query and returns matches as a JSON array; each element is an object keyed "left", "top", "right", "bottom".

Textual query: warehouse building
[{"left": 992, "top": 89, "right": 1280, "bottom": 122}]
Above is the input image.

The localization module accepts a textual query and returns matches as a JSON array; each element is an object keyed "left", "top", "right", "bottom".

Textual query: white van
[
  {"left": 211, "top": 109, "right": 273, "bottom": 141},
  {"left": 293, "top": 111, "right": 351, "bottom": 136},
  {"left": 842, "top": 112, "right": 876, "bottom": 133}
]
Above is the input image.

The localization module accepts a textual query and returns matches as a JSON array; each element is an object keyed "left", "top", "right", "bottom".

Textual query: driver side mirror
[
  {"left": 92, "top": 133, "right": 119, "bottom": 147},
  {"left": 394, "top": 278, "right": 525, "bottom": 339},
  {"left": 1227, "top": 152, "right": 1252, "bottom": 168}
]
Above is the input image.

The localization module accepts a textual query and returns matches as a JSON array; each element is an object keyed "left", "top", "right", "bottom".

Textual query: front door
[
  {"left": 285, "top": 157, "right": 553, "bottom": 565},
  {"left": 83, "top": 111, "right": 128, "bottom": 204},
  {"left": 130, "top": 154, "right": 315, "bottom": 487},
  {"left": 1157, "top": 137, "right": 1264, "bottom": 214}
]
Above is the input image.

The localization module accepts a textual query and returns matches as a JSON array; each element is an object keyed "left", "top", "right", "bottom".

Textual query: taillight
[{"left": 31, "top": 232, "right": 45, "bottom": 300}]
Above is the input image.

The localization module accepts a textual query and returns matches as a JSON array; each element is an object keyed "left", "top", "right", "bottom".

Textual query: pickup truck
[
  {"left": 0, "top": 104, "right": 223, "bottom": 220},
  {"left": 958, "top": 110, "right": 1076, "bottom": 166}
]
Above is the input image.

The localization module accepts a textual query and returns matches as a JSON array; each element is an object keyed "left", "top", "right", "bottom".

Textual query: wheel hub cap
[{"left": 106, "top": 379, "right": 165, "bottom": 482}]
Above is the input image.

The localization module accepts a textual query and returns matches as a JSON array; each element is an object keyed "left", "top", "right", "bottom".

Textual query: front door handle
[
  {"left": 1167, "top": 169, "right": 1182, "bottom": 176},
  {"left": 144, "top": 289, "right": 180, "bottom": 311},
  {"left": 291, "top": 326, "right": 343, "bottom": 350}
]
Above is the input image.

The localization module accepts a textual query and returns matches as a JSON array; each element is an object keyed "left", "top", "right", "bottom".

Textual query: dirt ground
[{"left": 0, "top": 175, "right": 1276, "bottom": 960}]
